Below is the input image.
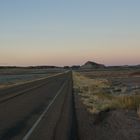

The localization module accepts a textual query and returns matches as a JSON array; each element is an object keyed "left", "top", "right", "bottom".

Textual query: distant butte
[{"left": 81, "top": 61, "right": 105, "bottom": 69}]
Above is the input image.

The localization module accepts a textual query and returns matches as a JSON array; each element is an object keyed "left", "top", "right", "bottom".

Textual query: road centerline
[{"left": 0, "top": 72, "right": 66, "bottom": 104}]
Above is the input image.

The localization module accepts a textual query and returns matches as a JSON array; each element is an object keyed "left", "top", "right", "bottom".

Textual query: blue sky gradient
[{"left": 0, "top": 0, "right": 140, "bottom": 66}]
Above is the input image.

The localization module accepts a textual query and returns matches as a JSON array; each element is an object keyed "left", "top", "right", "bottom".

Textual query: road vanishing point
[{"left": 0, "top": 71, "right": 77, "bottom": 140}]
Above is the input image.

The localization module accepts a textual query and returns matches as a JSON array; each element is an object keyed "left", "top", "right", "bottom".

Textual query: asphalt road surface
[{"left": 0, "top": 71, "right": 77, "bottom": 140}]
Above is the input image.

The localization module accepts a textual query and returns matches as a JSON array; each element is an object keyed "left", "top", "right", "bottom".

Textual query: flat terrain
[
  {"left": 73, "top": 68, "right": 140, "bottom": 140},
  {"left": 0, "top": 71, "right": 77, "bottom": 140},
  {"left": 80, "top": 68, "right": 140, "bottom": 95},
  {"left": 75, "top": 95, "right": 140, "bottom": 140},
  {"left": 0, "top": 68, "right": 140, "bottom": 140},
  {"left": 0, "top": 68, "right": 64, "bottom": 89}
]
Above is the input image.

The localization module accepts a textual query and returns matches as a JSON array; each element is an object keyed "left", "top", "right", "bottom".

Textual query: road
[{"left": 0, "top": 71, "right": 77, "bottom": 140}]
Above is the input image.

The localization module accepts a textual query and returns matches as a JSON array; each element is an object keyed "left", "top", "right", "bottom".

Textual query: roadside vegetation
[{"left": 73, "top": 72, "right": 140, "bottom": 116}]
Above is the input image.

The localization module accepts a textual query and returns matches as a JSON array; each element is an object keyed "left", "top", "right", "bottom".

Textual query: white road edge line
[{"left": 22, "top": 81, "right": 66, "bottom": 140}]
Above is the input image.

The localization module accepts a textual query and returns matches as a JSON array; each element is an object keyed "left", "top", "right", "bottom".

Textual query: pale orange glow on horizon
[
  {"left": 0, "top": 38, "right": 140, "bottom": 66},
  {"left": 0, "top": 0, "right": 140, "bottom": 66}
]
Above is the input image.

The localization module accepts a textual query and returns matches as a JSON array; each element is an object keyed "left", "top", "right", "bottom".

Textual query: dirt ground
[
  {"left": 79, "top": 69, "right": 140, "bottom": 97},
  {"left": 74, "top": 68, "right": 140, "bottom": 140},
  {"left": 74, "top": 94, "right": 140, "bottom": 140}
]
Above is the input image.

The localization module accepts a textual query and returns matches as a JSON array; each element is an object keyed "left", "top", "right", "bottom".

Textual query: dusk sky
[{"left": 0, "top": 0, "right": 140, "bottom": 66}]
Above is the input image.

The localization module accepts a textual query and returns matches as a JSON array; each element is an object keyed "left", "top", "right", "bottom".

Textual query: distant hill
[{"left": 81, "top": 61, "right": 105, "bottom": 69}]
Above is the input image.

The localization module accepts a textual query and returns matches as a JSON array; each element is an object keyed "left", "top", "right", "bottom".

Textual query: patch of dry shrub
[{"left": 73, "top": 72, "right": 140, "bottom": 116}]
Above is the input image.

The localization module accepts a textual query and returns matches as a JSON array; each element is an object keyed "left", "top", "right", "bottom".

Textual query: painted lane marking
[
  {"left": 22, "top": 81, "right": 66, "bottom": 140},
  {"left": 0, "top": 72, "right": 67, "bottom": 104}
]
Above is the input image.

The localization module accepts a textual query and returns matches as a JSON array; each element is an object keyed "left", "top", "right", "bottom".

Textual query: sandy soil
[{"left": 74, "top": 94, "right": 140, "bottom": 140}]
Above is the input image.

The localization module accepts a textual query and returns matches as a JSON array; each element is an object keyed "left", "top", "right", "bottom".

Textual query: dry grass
[
  {"left": 113, "top": 95, "right": 140, "bottom": 109},
  {"left": 73, "top": 72, "right": 112, "bottom": 113},
  {"left": 73, "top": 72, "right": 140, "bottom": 116},
  {"left": 137, "top": 105, "right": 140, "bottom": 117},
  {"left": 0, "top": 85, "right": 11, "bottom": 89}
]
